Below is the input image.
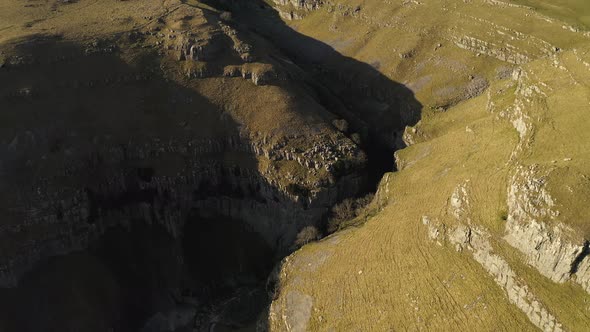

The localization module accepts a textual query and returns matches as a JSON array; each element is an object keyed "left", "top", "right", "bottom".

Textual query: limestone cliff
[{"left": 0, "top": 1, "right": 375, "bottom": 330}]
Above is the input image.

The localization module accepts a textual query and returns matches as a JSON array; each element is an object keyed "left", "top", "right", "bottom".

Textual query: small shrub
[
  {"left": 332, "top": 198, "right": 355, "bottom": 221},
  {"left": 294, "top": 226, "right": 320, "bottom": 247},
  {"left": 328, "top": 193, "right": 374, "bottom": 232}
]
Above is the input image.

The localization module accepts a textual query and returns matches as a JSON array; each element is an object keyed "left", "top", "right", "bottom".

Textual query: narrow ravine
[{"left": 0, "top": 1, "right": 421, "bottom": 331}]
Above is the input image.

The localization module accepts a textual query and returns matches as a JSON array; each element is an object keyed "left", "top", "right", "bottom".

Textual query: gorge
[
  {"left": 2, "top": 0, "right": 590, "bottom": 331},
  {"left": 0, "top": 0, "right": 420, "bottom": 330}
]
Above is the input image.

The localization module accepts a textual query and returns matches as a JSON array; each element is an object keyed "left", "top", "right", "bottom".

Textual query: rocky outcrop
[
  {"left": 0, "top": 128, "right": 365, "bottom": 289},
  {"left": 273, "top": 0, "right": 322, "bottom": 11},
  {"left": 272, "top": 0, "right": 323, "bottom": 20},
  {"left": 270, "top": 290, "right": 314, "bottom": 332},
  {"left": 421, "top": 181, "right": 565, "bottom": 331},
  {"left": 0, "top": 3, "right": 368, "bottom": 292},
  {"left": 447, "top": 224, "right": 564, "bottom": 332},
  {"left": 419, "top": 181, "right": 566, "bottom": 332},
  {"left": 453, "top": 35, "right": 531, "bottom": 65},
  {"left": 505, "top": 165, "right": 590, "bottom": 293}
]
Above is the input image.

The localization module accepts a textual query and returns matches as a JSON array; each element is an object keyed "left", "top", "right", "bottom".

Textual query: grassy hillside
[
  {"left": 0, "top": 0, "right": 370, "bottom": 329},
  {"left": 269, "top": 1, "right": 590, "bottom": 331},
  {"left": 2, "top": 0, "right": 590, "bottom": 330},
  {"left": 510, "top": 0, "right": 590, "bottom": 29}
]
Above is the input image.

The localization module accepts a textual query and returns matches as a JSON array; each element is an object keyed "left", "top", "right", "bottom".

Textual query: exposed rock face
[
  {"left": 505, "top": 165, "right": 590, "bottom": 292},
  {"left": 0, "top": 32, "right": 366, "bottom": 287},
  {"left": 273, "top": 0, "right": 322, "bottom": 10},
  {"left": 0, "top": 2, "right": 378, "bottom": 329},
  {"left": 453, "top": 35, "right": 531, "bottom": 64},
  {"left": 272, "top": 0, "right": 323, "bottom": 19},
  {"left": 265, "top": 0, "right": 590, "bottom": 323},
  {"left": 419, "top": 180, "right": 566, "bottom": 332},
  {"left": 447, "top": 224, "right": 564, "bottom": 332},
  {"left": 278, "top": 291, "right": 314, "bottom": 332},
  {"left": 574, "top": 254, "right": 590, "bottom": 294},
  {"left": 204, "top": 0, "right": 422, "bottom": 152}
]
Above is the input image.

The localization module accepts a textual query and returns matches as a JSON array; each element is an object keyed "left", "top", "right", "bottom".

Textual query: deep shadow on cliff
[
  {"left": 0, "top": 2, "right": 422, "bottom": 330},
  {"left": 201, "top": 0, "right": 422, "bottom": 189},
  {"left": 0, "top": 34, "right": 273, "bottom": 332}
]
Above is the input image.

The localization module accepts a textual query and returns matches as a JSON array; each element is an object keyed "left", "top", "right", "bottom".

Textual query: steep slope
[
  {"left": 2, "top": 0, "right": 590, "bottom": 331},
  {"left": 0, "top": 0, "right": 387, "bottom": 330},
  {"left": 266, "top": 1, "right": 590, "bottom": 331}
]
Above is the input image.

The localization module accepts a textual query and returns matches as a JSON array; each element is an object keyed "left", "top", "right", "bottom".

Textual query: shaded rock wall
[
  {"left": 0, "top": 130, "right": 365, "bottom": 287},
  {"left": 0, "top": 29, "right": 367, "bottom": 289}
]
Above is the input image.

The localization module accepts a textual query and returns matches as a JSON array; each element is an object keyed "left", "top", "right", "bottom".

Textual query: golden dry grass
[{"left": 270, "top": 3, "right": 590, "bottom": 328}]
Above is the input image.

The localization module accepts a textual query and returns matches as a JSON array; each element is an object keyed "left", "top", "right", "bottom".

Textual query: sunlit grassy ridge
[
  {"left": 269, "top": 1, "right": 590, "bottom": 330},
  {"left": 271, "top": 78, "right": 531, "bottom": 330},
  {"left": 510, "top": 0, "right": 590, "bottom": 29},
  {"left": 271, "top": 47, "right": 590, "bottom": 330},
  {"left": 286, "top": 0, "right": 590, "bottom": 109}
]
